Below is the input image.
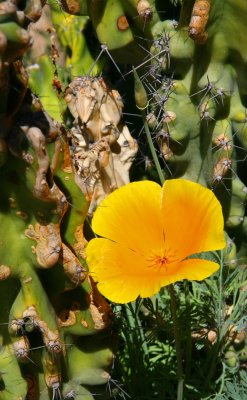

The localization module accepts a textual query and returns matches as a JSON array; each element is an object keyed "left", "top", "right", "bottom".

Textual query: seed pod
[{"left": 224, "top": 349, "right": 238, "bottom": 368}]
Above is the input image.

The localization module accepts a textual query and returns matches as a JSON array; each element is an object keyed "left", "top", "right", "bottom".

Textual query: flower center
[
  {"left": 147, "top": 253, "right": 171, "bottom": 270},
  {"left": 154, "top": 255, "right": 169, "bottom": 267},
  {"left": 146, "top": 246, "right": 178, "bottom": 271}
]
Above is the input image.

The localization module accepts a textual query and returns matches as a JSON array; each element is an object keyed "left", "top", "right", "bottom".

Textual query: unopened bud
[{"left": 132, "top": 67, "right": 148, "bottom": 110}]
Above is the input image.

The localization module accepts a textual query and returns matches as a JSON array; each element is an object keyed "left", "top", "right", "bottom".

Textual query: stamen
[
  {"left": 147, "top": 253, "right": 170, "bottom": 271},
  {"left": 146, "top": 246, "right": 178, "bottom": 271},
  {"left": 155, "top": 255, "right": 169, "bottom": 267}
]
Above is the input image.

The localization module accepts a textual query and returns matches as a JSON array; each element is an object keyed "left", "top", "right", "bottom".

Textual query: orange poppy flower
[{"left": 86, "top": 179, "right": 226, "bottom": 303}]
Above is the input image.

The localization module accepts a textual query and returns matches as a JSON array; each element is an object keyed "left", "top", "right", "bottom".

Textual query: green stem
[
  {"left": 168, "top": 284, "right": 184, "bottom": 400},
  {"left": 184, "top": 280, "right": 192, "bottom": 379},
  {"left": 217, "top": 252, "right": 224, "bottom": 336},
  {"left": 141, "top": 110, "right": 165, "bottom": 185}
]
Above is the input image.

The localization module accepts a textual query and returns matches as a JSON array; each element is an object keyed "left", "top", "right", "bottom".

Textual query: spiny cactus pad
[
  {"left": 143, "top": 0, "right": 247, "bottom": 259},
  {"left": 1, "top": 1, "right": 115, "bottom": 398},
  {"left": 0, "top": 92, "right": 114, "bottom": 398}
]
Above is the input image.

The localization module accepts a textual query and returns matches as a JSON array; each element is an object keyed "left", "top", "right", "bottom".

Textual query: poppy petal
[
  {"left": 91, "top": 181, "right": 164, "bottom": 257},
  {"left": 169, "top": 258, "right": 220, "bottom": 282},
  {"left": 86, "top": 238, "right": 175, "bottom": 303},
  {"left": 161, "top": 179, "right": 226, "bottom": 260}
]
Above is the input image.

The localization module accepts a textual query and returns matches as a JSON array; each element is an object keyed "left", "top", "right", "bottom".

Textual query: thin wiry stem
[
  {"left": 184, "top": 280, "right": 192, "bottom": 380},
  {"left": 141, "top": 110, "right": 165, "bottom": 184},
  {"left": 168, "top": 285, "right": 184, "bottom": 400}
]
